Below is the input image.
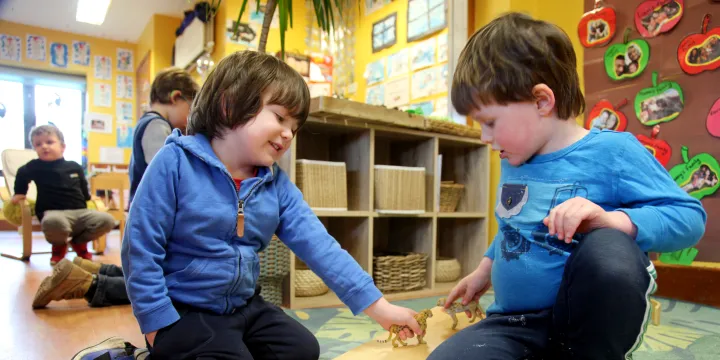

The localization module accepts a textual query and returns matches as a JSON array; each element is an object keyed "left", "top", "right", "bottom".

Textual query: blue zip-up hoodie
[{"left": 121, "top": 129, "right": 383, "bottom": 334}]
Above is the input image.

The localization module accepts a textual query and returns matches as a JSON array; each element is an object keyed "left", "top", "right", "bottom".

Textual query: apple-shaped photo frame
[
  {"left": 585, "top": 98, "right": 628, "bottom": 131},
  {"left": 634, "top": 0, "right": 683, "bottom": 38},
  {"left": 634, "top": 71, "right": 684, "bottom": 126},
  {"left": 604, "top": 28, "right": 650, "bottom": 81},
  {"left": 677, "top": 14, "right": 720, "bottom": 75},
  {"left": 669, "top": 146, "right": 720, "bottom": 200},
  {"left": 636, "top": 125, "right": 672, "bottom": 166},
  {"left": 708, "top": 97, "right": 720, "bottom": 138},
  {"left": 579, "top": 0, "right": 617, "bottom": 48}
]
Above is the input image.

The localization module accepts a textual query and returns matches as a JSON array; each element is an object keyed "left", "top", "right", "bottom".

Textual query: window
[
  {"left": 0, "top": 80, "right": 26, "bottom": 171},
  {"left": 372, "top": 13, "right": 397, "bottom": 53},
  {"left": 407, "top": 0, "right": 447, "bottom": 42}
]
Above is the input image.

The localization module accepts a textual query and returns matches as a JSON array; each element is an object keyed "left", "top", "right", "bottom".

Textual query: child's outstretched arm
[
  {"left": 274, "top": 169, "right": 422, "bottom": 336},
  {"left": 12, "top": 164, "right": 31, "bottom": 203},
  {"left": 121, "top": 146, "right": 179, "bottom": 336}
]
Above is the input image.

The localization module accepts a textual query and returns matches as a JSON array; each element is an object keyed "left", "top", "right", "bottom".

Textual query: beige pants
[{"left": 41, "top": 209, "right": 116, "bottom": 246}]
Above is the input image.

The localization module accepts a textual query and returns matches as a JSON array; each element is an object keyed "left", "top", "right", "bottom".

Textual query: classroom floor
[{"left": 1, "top": 231, "right": 719, "bottom": 360}]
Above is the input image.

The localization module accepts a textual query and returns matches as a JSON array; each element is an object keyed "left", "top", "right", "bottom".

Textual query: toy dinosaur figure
[
  {"left": 377, "top": 309, "right": 433, "bottom": 348},
  {"left": 437, "top": 297, "right": 486, "bottom": 329}
]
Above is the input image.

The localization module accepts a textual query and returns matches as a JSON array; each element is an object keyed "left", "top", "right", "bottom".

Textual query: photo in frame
[
  {"left": 634, "top": 0, "right": 683, "bottom": 38},
  {"left": 636, "top": 125, "right": 672, "bottom": 166},
  {"left": 677, "top": 14, "right": 720, "bottom": 75},
  {"left": 578, "top": 0, "right": 617, "bottom": 48},
  {"left": 585, "top": 98, "right": 628, "bottom": 131},
  {"left": 634, "top": 71, "right": 684, "bottom": 126},
  {"left": 604, "top": 28, "right": 650, "bottom": 80},
  {"left": 670, "top": 146, "right": 719, "bottom": 200}
]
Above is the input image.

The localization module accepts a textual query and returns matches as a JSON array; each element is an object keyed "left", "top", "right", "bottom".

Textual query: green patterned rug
[{"left": 283, "top": 292, "right": 720, "bottom": 359}]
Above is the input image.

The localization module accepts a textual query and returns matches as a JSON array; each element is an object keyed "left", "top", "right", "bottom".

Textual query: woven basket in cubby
[
  {"left": 373, "top": 252, "right": 428, "bottom": 292},
  {"left": 439, "top": 181, "right": 464, "bottom": 212},
  {"left": 258, "top": 235, "right": 290, "bottom": 305},
  {"left": 435, "top": 257, "right": 461, "bottom": 283},
  {"left": 295, "top": 262, "right": 329, "bottom": 297}
]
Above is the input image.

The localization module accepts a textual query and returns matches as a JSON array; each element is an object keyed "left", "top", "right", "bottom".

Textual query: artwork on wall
[
  {"left": 365, "top": 59, "right": 385, "bottom": 85},
  {"left": 93, "top": 83, "right": 112, "bottom": 108},
  {"left": 670, "top": 145, "right": 719, "bottom": 200},
  {"left": 634, "top": 71, "right": 684, "bottom": 126},
  {"left": 604, "top": 28, "right": 650, "bottom": 80},
  {"left": 72, "top": 41, "right": 90, "bottom": 66},
  {"left": 116, "top": 75, "right": 133, "bottom": 99},
  {"left": 636, "top": 125, "right": 672, "bottom": 166},
  {"left": 407, "top": 0, "right": 446, "bottom": 42},
  {"left": 0, "top": 34, "right": 21, "bottom": 62},
  {"left": 677, "top": 14, "right": 720, "bottom": 75},
  {"left": 384, "top": 76, "right": 409, "bottom": 108},
  {"left": 387, "top": 49, "right": 409, "bottom": 78},
  {"left": 410, "top": 37, "right": 436, "bottom": 71},
  {"left": 26, "top": 34, "right": 46, "bottom": 61},
  {"left": 578, "top": 0, "right": 617, "bottom": 48},
  {"left": 365, "top": 0, "right": 392, "bottom": 16},
  {"left": 708, "top": 97, "right": 720, "bottom": 138},
  {"left": 117, "top": 48, "right": 133, "bottom": 72},
  {"left": 585, "top": 98, "right": 628, "bottom": 131},
  {"left": 372, "top": 13, "right": 397, "bottom": 53},
  {"left": 634, "top": 0, "right": 683, "bottom": 38},
  {"left": 50, "top": 42, "right": 68, "bottom": 68},
  {"left": 366, "top": 84, "right": 385, "bottom": 106},
  {"left": 94, "top": 55, "right": 112, "bottom": 80}
]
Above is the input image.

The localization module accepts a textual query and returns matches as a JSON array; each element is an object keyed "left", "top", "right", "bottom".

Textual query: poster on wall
[
  {"left": 433, "top": 97, "right": 448, "bottom": 117},
  {"left": 116, "top": 48, "right": 133, "bottom": 72},
  {"left": 94, "top": 55, "right": 112, "bottom": 80},
  {"left": 93, "top": 83, "right": 112, "bottom": 108},
  {"left": 226, "top": 19, "right": 260, "bottom": 49},
  {"left": 434, "top": 64, "right": 448, "bottom": 95},
  {"left": 411, "top": 67, "right": 437, "bottom": 100},
  {"left": 0, "top": 34, "right": 21, "bottom": 62},
  {"left": 116, "top": 75, "right": 134, "bottom": 99},
  {"left": 384, "top": 76, "right": 409, "bottom": 108},
  {"left": 437, "top": 32, "right": 448, "bottom": 62},
  {"left": 116, "top": 101, "right": 133, "bottom": 123},
  {"left": 116, "top": 122, "right": 134, "bottom": 148},
  {"left": 86, "top": 112, "right": 113, "bottom": 134},
  {"left": 366, "top": 84, "right": 385, "bottom": 106},
  {"left": 50, "top": 42, "right": 68, "bottom": 68},
  {"left": 634, "top": 0, "right": 683, "bottom": 38},
  {"left": 72, "top": 41, "right": 90, "bottom": 66},
  {"left": 26, "top": 34, "right": 46, "bottom": 61},
  {"left": 365, "top": 0, "right": 392, "bottom": 16},
  {"left": 410, "top": 37, "right": 436, "bottom": 71},
  {"left": 365, "top": 59, "right": 385, "bottom": 85},
  {"left": 387, "top": 49, "right": 409, "bottom": 78}
]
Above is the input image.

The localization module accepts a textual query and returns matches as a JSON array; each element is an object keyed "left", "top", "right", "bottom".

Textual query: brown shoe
[
  {"left": 32, "top": 258, "right": 93, "bottom": 309},
  {"left": 73, "top": 256, "right": 101, "bottom": 274}
]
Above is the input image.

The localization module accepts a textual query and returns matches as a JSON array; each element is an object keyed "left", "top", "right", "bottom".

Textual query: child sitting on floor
[
  {"left": 12, "top": 125, "right": 116, "bottom": 265},
  {"left": 428, "top": 12, "right": 706, "bottom": 360},
  {"left": 121, "top": 50, "right": 423, "bottom": 360},
  {"left": 129, "top": 67, "right": 199, "bottom": 206}
]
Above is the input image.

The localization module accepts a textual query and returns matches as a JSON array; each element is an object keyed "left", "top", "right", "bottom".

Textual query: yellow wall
[
  {"left": 0, "top": 20, "right": 137, "bottom": 164},
  {"left": 472, "top": 0, "right": 585, "bottom": 244},
  {"left": 137, "top": 16, "right": 155, "bottom": 76},
  {"left": 136, "top": 14, "right": 183, "bottom": 79},
  {"left": 350, "top": 1, "right": 448, "bottom": 110}
]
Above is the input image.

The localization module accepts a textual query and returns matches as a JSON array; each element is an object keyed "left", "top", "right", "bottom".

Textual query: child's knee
[
  {"left": 41, "top": 215, "right": 71, "bottom": 244},
  {"left": 293, "top": 331, "right": 320, "bottom": 360}
]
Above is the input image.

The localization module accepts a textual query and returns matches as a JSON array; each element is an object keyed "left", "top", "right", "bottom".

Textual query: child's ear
[
  {"left": 532, "top": 84, "right": 555, "bottom": 117},
  {"left": 169, "top": 90, "right": 181, "bottom": 104}
]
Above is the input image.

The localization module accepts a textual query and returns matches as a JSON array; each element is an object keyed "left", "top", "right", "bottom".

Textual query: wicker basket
[
  {"left": 435, "top": 257, "right": 461, "bottom": 282},
  {"left": 373, "top": 252, "right": 428, "bottom": 292},
  {"left": 295, "top": 263, "right": 329, "bottom": 297},
  {"left": 258, "top": 277, "right": 285, "bottom": 305},
  {"left": 424, "top": 118, "right": 482, "bottom": 138},
  {"left": 296, "top": 159, "right": 348, "bottom": 211},
  {"left": 259, "top": 235, "right": 290, "bottom": 278},
  {"left": 374, "top": 165, "right": 425, "bottom": 213},
  {"left": 439, "top": 181, "right": 464, "bottom": 212}
]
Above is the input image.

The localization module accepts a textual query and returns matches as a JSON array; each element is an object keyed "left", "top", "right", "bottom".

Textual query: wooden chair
[
  {"left": 90, "top": 173, "right": 129, "bottom": 242},
  {"left": 0, "top": 149, "right": 107, "bottom": 261}
]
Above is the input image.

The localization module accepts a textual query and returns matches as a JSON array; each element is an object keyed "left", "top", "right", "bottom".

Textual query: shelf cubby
[
  {"left": 372, "top": 216, "right": 435, "bottom": 290},
  {"left": 437, "top": 217, "right": 487, "bottom": 279},
  {"left": 438, "top": 138, "right": 490, "bottom": 213}
]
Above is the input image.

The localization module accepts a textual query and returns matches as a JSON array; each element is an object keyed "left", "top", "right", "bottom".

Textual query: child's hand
[
  {"left": 145, "top": 331, "right": 158, "bottom": 347},
  {"left": 11, "top": 194, "right": 26, "bottom": 204},
  {"left": 543, "top": 197, "right": 608, "bottom": 242},
  {"left": 444, "top": 267, "right": 490, "bottom": 318},
  {"left": 364, "top": 297, "right": 422, "bottom": 340}
]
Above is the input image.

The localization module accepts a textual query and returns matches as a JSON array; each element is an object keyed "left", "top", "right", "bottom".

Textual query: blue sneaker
[{"left": 71, "top": 336, "right": 138, "bottom": 360}]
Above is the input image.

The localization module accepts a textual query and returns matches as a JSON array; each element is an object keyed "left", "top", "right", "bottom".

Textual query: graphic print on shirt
[
  {"left": 496, "top": 183, "right": 529, "bottom": 218},
  {"left": 531, "top": 182, "right": 588, "bottom": 256}
]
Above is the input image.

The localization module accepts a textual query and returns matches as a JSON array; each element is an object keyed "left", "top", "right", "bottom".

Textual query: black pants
[
  {"left": 148, "top": 287, "right": 320, "bottom": 360},
  {"left": 428, "top": 228, "right": 657, "bottom": 360},
  {"left": 84, "top": 264, "right": 130, "bottom": 307}
]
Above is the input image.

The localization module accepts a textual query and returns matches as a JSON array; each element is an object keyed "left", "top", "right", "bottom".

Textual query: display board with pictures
[
  {"left": 372, "top": 13, "right": 397, "bottom": 53},
  {"left": 583, "top": 0, "right": 720, "bottom": 262}
]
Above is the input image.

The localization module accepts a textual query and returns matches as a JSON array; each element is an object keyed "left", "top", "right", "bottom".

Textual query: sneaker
[
  {"left": 73, "top": 256, "right": 102, "bottom": 274},
  {"left": 71, "top": 336, "right": 138, "bottom": 360},
  {"left": 32, "top": 258, "right": 93, "bottom": 309},
  {"left": 50, "top": 244, "right": 68, "bottom": 265},
  {"left": 70, "top": 241, "right": 93, "bottom": 261}
]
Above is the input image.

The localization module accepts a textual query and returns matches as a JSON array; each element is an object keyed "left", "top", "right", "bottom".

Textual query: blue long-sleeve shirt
[{"left": 486, "top": 128, "right": 706, "bottom": 315}]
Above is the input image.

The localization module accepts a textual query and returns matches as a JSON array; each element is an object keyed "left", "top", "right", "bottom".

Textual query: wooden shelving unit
[{"left": 277, "top": 97, "right": 490, "bottom": 309}]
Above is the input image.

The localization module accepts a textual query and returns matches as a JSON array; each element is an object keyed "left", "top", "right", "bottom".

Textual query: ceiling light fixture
[{"left": 76, "top": 0, "right": 112, "bottom": 25}]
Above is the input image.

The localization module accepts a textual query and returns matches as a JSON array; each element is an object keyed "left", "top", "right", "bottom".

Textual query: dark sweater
[{"left": 13, "top": 158, "right": 90, "bottom": 220}]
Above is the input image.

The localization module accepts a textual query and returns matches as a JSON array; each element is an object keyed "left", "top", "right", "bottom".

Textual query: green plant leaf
[{"left": 659, "top": 248, "right": 699, "bottom": 266}]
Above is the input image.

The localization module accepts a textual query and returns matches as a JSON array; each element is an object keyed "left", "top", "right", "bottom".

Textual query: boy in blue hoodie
[
  {"left": 121, "top": 51, "right": 422, "bottom": 360},
  {"left": 428, "top": 13, "right": 707, "bottom": 360}
]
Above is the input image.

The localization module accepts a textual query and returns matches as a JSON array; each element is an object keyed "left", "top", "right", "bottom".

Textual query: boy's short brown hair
[
  {"left": 451, "top": 12, "right": 585, "bottom": 120},
  {"left": 29, "top": 124, "right": 64, "bottom": 145},
  {"left": 186, "top": 51, "right": 311, "bottom": 140},
  {"left": 150, "top": 68, "right": 199, "bottom": 104}
]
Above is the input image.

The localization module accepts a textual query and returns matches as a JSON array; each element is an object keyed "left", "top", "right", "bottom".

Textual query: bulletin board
[{"left": 582, "top": 0, "right": 720, "bottom": 262}]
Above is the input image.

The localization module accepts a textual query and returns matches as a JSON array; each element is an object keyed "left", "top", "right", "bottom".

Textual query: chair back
[{"left": 1, "top": 149, "right": 38, "bottom": 201}]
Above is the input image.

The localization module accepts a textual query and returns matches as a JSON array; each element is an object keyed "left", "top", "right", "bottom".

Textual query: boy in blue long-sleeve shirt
[
  {"left": 121, "top": 51, "right": 422, "bottom": 360},
  {"left": 429, "top": 13, "right": 706, "bottom": 360}
]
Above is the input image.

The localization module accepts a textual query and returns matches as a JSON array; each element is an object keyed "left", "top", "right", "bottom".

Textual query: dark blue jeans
[
  {"left": 428, "top": 228, "right": 656, "bottom": 360},
  {"left": 84, "top": 264, "right": 130, "bottom": 307}
]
